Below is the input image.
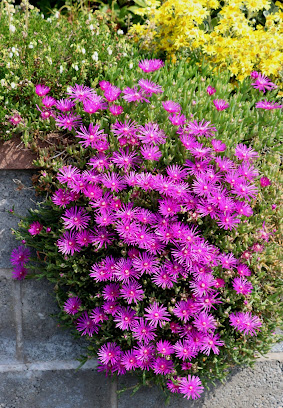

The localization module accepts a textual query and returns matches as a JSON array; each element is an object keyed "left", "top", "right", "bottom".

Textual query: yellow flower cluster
[{"left": 131, "top": 0, "right": 283, "bottom": 82}]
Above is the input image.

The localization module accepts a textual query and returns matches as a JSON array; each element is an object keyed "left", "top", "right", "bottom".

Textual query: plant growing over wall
[{"left": 11, "top": 59, "right": 282, "bottom": 401}]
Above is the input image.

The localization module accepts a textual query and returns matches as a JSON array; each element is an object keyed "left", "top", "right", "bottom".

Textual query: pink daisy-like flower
[
  {"left": 134, "top": 342, "right": 155, "bottom": 370},
  {"left": 63, "top": 297, "right": 81, "bottom": 315},
  {"left": 190, "top": 274, "right": 216, "bottom": 297},
  {"left": 131, "top": 318, "right": 157, "bottom": 343},
  {"left": 173, "top": 300, "right": 196, "bottom": 323},
  {"left": 83, "top": 95, "right": 107, "bottom": 114},
  {"left": 76, "top": 230, "right": 93, "bottom": 247},
  {"left": 28, "top": 221, "right": 43, "bottom": 236},
  {"left": 232, "top": 180, "right": 258, "bottom": 200},
  {"left": 123, "top": 86, "right": 150, "bottom": 103},
  {"left": 173, "top": 340, "right": 198, "bottom": 361},
  {"left": 57, "top": 165, "right": 80, "bottom": 185},
  {"left": 153, "top": 357, "right": 174, "bottom": 375},
  {"left": 62, "top": 206, "right": 91, "bottom": 231},
  {"left": 179, "top": 375, "right": 204, "bottom": 400},
  {"left": 55, "top": 113, "right": 82, "bottom": 131},
  {"left": 111, "top": 149, "right": 138, "bottom": 171},
  {"left": 211, "top": 139, "right": 226, "bottom": 152},
  {"left": 185, "top": 120, "right": 217, "bottom": 138},
  {"left": 138, "top": 122, "right": 166, "bottom": 145},
  {"left": 42, "top": 96, "right": 56, "bottom": 108},
  {"left": 168, "top": 113, "right": 187, "bottom": 126},
  {"left": 99, "top": 81, "right": 111, "bottom": 91},
  {"left": 97, "top": 342, "right": 121, "bottom": 364},
  {"left": 193, "top": 312, "right": 216, "bottom": 332},
  {"left": 207, "top": 86, "right": 216, "bottom": 95},
  {"left": 217, "top": 213, "right": 241, "bottom": 230},
  {"left": 90, "top": 307, "right": 108, "bottom": 324},
  {"left": 55, "top": 98, "right": 75, "bottom": 112},
  {"left": 156, "top": 340, "right": 175, "bottom": 356},
  {"left": 252, "top": 73, "right": 277, "bottom": 93},
  {"left": 104, "top": 85, "right": 121, "bottom": 102},
  {"left": 76, "top": 312, "right": 99, "bottom": 336},
  {"left": 120, "top": 281, "right": 144, "bottom": 304},
  {"left": 138, "top": 78, "right": 163, "bottom": 95},
  {"left": 9, "top": 114, "right": 22, "bottom": 126},
  {"left": 114, "top": 306, "right": 138, "bottom": 331},
  {"left": 237, "top": 263, "right": 251, "bottom": 277},
  {"left": 232, "top": 277, "right": 253, "bottom": 296},
  {"left": 57, "top": 231, "right": 81, "bottom": 256},
  {"left": 255, "top": 100, "right": 282, "bottom": 110},
  {"left": 138, "top": 58, "right": 164, "bottom": 73},
  {"left": 260, "top": 176, "right": 271, "bottom": 187},
  {"left": 219, "top": 253, "right": 237, "bottom": 269},
  {"left": 162, "top": 100, "right": 182, "bottom": 113},
  {"left": 109, "top": 105, "right": 124, "bottom": 116},
  {"left": 132, "top": 252, "right": 159, "bottom": 275},
  {"left": 51, "top": 189, "right": 72, "bottom": 208},
  {"left": 101, "top": 173, "right": 126, "bottom": 192},
  {"left": 102, "top": 283, "right": 120, "bottom": 301},
  {"left": 213, "top": 99, "right": 229, "bottom": 111},
  {"left": 144, "top": 302, "right": 171, "bottom": 328},
  {"left": 12, "top": 264, "right": 28, "bottom": 280},
  {"left": 235, "top": 143, "right": 259, "bottom": 162},
  {"left": 152, "top": 268, "right": 177, "bottom": 289},
  {"left": 111, "top": 119, "right": 138, "bottom": 139},
  {"left": 10, "top": 246, "right": 30, "bottom": 265},
  {"left": 167, "top": 379, "right": 181, "bottom": 394},
  {"left": 141, "top": 145, "right": 162, "bottom": 161},
  {"left": 121, "top": 350, "right": 139, "bottom": 371},
  {"left": 229, "top": 312, "right": 262, "bottom": 336},
  {"left": 200, "top": 333, "right": 224, "bottom": 355},
  {"left": 35, "top": 84, "right": 50, "bottom": 97},
  {"left": 67, "top": 84, "right": 96, "bottom": 102}
]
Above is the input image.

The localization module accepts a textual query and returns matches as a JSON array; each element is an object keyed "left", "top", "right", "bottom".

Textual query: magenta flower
[
  {"left": 114, "top": 306, "right": 138, "bottom": 331},
  {"left": 200, "top": 333, "right": 224, "bottom": 355},
  {"left": 63, "top": 297, "right": 81, "bottom": 315},
  {"left": 250, "top": 71, "right": 259, "bottom": 79},
  {"left": 190, "top": 274, "right": 216, "bottom": 297},
  {"left": 235, "top": 143, "right": 259, "bottom": 162},
  {"left": 134, "top": 343, "right": 155, "bottom": 370},
  {"left": 138, "top": 58, "right": 164, "bottom": 73},
  {"left": 162, "top": 100, "right": 182, "bottom": 113},
  {"left": 193, "top": 312, "right": 216, "bottom": 332},
  {"left": 186, "top": 120, "right": 217, "bottom": 138},
  {"left": 9, "top": 114, "right": 22, "bottom": 126},
  {"left": 90, "top": 307, "right": 108, "bottom": 324},
  {"left": 213, "top": 99, "right": 229, "bottom": 111},
  {"left": 168, "top": 113, "right": 187, "bottom": 126},
  {"left": 10, "top": 246, "right": 30, "bottom": 265},
  {"left": 207, "top": 86, "right": 216, "bottom": 95},
  {"left": 76, "top": 312, "right": 99, "bottom": 336},
  {"left": 132, "top": 252, "right": 159, "bottom": 275},
  {"left": 57, "top": 231, "right": 81, "bottom": 256},
  {"left": 232, "top": 277, "right": 253, "bottom": 296},
  {"left": 144, "top": 302, "right": 170, "bottom": 328},
  {"left": 67, "top": 84, "right": 96, "bottom": 102},
  {"left": 123, "top": 86, "right": 150, "bottom": 103},
  {"left": 62, "top": 206, "right": 91, "bottom": 231},
  {"left": 141, "top": 145, "right": 162, "bottom": 161},
  {"left": 131, "top": 318, "right": 156, "bottom": 343},
  {"left": 57, "top": 165, "right": 80, "bottom": 185},
  {"left": 101, "top": 173, "right": 126, "bottom": 192},
  {"left": 138, "top": 79, "right": 163, "bottom": 95},
  {"left": 35, "top": 84, "right": 50, "bottom": 97},
  {"left": 28, "top": 221, "right": 43, "bottom": 236},
  {"left": 55, "top": 113, "right": 82, "bottom": 131},
  {"left": 167, "top": 379, "right": 181, "bottom": 394},
  {"left": 97, "top": 342, "right": 121, "bottom": 364},
  {"left": 229, "top": 312, "right": 262, "bottom": 336},
  {"left": 237, "top": 263, "right": 251, "bottom": 277},
  {"left": 121, "top": 350, "right": 139, "bottom": 371},
  {"left": 255, "top": 100, "right": 282, "bottom": 110},
  {"left": 153, "top": 357, "right": 174, "bottom": 375},
  {"left": 99, "top": 81, "right": 111, "bottom": 91},
  {"left": 138, "top": 122, "right": 166, "bottom": 145},
  {"left": 156, "top": 340, "right": 174, "bottom": 356},
  {"left": 179, "top": 375, "right": 204, "bottom": 400},
  {"left": 55, "top": 98, "right": 75, "bottom": 112},
  {"left": 120, "top": 281, "right": 144, "bottom": 304},
  {"left": 251, "top": 73, "right": 277, "bottom": 93},
  {"left": 12, "top": 264, "right": 28, "bottom": 280},
  {"left": 260, "top": 176, "right": 271, "bottom": 187},
  {"left": 104, "top": 85, "right": 121, "bottom": 102},
  {"left": 42, "top": 96, "right": 56, "bottom": 108},
  {"left": 83, "top": 95, "right": 107, "bottom": 114},
  {"left": 109, "top": 105, "right": 124, "bottom": 116},
  {"left": 76, "top": 123, "right": 107, "bottom": 149},
  {"left": 211, "top": 139, "right": 226, "bottom": 152},
  {"left": 111, "top": 149, "right": 138, "bottom": 171},
  {"left": 173, "top": 340, "right": 198, "bottom": 361}
]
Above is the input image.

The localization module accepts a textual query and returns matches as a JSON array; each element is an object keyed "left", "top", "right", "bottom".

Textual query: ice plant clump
[{"left": 13, "top": 60, "right": 272, "bottom": 401}]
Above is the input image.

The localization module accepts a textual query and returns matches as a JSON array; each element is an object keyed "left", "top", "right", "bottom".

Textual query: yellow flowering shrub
[{"left": 131, "top": 0, "right": 283, "bottom": 82}]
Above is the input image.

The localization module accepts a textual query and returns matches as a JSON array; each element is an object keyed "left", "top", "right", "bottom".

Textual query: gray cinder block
[
  {"left": 0, "top": 170, "right": 37, "bottom": 268},
  {"left": 0, "top": 278, "right": 17, "bottom": 362},
  {"left": 21, "top": 279, "right": 87, "bottom": 362}
]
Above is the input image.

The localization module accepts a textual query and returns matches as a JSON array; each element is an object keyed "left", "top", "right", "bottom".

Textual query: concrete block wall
[{"left": 0, "top": 170, "right": 282, "bottom": 408}]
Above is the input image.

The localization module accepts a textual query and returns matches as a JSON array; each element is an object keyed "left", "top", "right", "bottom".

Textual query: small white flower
[
  {"left": 41, "top": 13, "right": 44, "bottom": 18},
  {"left": 9, "top": 52, "right": 13, "bottom": 58},
  {"left": 9, "top": 24, "right": 16, "bottom": 33},
  {"left": 47, "top": 17, "right": 51, "bottom": 22},
  {"left": 107, "top": 47, "right": 113, "bottom": 56},
  {"left": 117, "top": 29, "right": 124, "bottom": 35},
  {"left": 11, "top": 82, "right": 16, "bottom": 89},
  {"left": 7, "top": 62, "right": 11, "bottom": 68},
  {"left": 59, "top": 65, "right": 64, "bottom": 73},
  {"left": 28, "top": 43, "right": 34, "bottom": 49},
  {"left": 54, "top": 11, "right": 60, "bottom": 18},
  {"left": 92, "top": 51, "right": 98, "bottom": 62},
  {"left": 12, "top": 47, "right": 16, "bottom": 53},
  {"left": 74, "top": 64, "right": 79, "bottom": 71},
  {"left": 15, "top": 51, "right": 19, "bottom": 57},
  {"left": 0, "top": 79, "right": 7, "bottom": 86},
  {"left": 81, "top": 48, "right": 86, "bottom": 54},
  {"left": 123, "top": 52, "right": 127, "bottom": 57},
  {"left": 66, "top": 86, "right": 71, "bottom": 93},
  {"left": 89, "top": 24, "right": 94, "bottom": 30},
  {"left": 129, "top": 63, "right": 133, "bottom": 69}
]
